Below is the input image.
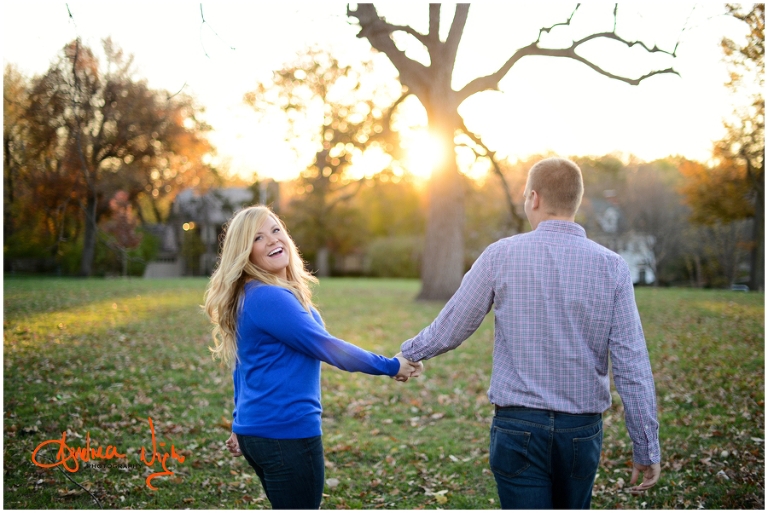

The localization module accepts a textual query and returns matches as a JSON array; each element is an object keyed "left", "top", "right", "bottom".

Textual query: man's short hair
[{"left": 527, "top": 157, "right": 584, "bottom": 216}]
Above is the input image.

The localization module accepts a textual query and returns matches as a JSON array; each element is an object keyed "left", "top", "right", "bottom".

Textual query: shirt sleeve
[
  {"left": 608, "top": 260, "right": 661, "bottom": 465},
  {"left": 232, "top": 366, "right": 238, "bottom": 422},
  {"left": 400, "top": 246, "right": 495, "bottom": 361},
  {"left": 246, "top": 287, "right": 400, "bottom": 377}
]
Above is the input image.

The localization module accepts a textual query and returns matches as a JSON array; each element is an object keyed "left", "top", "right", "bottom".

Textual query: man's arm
[
  {"left": 401, "top": 247, "right": 495, "bottom": 362},
  {"left": 608, "top": 261, "right": 661, "bottom": 471}
]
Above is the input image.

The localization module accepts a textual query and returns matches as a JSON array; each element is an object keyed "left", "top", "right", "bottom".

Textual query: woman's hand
[
  {"left": 225, "top": 432, "right": 242, "bottom": 457},
  {"left": 393, "top": 353, "right": 424, "bottom": 382}
]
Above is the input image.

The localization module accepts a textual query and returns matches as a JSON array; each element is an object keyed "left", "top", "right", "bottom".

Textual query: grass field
[{"left": 3, "top": 277, "right": 764, "bottom": 509}]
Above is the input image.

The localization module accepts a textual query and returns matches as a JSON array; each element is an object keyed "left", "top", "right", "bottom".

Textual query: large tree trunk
[
  {"left": 417, "top": 112, "right": 465, "bottom": 300},
  {"left": 749, "top": 189, "right": 764, "bottom": 291},
  {"left": 121, "top": 248, "right": 128, "bottom": 278},
  {"left": 3, "top": 137, "right": 13, "bottom": 234},
  {"left": 695, "top": 254, "right": 705, "bottom": 288},
  {"left": 79, "top": 195, "right": 97, "bottom": 276},
  {"left": 315, "top": 246, "right": 331, "bottom": 278},
  {"left": 3, "top": 138, "right": 14, "bottom": 273}
]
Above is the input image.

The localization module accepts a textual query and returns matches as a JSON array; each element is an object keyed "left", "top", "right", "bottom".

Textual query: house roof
[{"left": 173, "top": 187, "right": 254, "bottom": 224}]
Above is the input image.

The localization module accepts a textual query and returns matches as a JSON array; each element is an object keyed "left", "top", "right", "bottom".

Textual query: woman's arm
[{"left": 245, "top": 286, "right": 402, "bottom": 377}]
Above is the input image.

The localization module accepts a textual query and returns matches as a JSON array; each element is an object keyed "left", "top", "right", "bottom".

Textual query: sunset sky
[{"left": 2, "top": 2, "right": 750, "bottom": 182}]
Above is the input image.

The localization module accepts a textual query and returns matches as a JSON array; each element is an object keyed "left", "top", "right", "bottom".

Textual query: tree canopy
[{"left": 3, "top": 39, "right": 217, "bottom": 275}]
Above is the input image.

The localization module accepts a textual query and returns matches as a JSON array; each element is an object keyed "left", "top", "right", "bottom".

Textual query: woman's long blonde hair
[{"left": 203, "top": 205, "right": 318, "bottom": 368}]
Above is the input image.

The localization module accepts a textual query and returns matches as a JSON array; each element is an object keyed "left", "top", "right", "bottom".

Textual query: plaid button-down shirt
[{"left": 401, "top": 220, "right": 660, "bottom": 464}]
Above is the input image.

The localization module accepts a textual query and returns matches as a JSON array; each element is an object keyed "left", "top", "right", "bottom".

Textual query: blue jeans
[
  {"left": 236, "top": 434, "right": 324, "bottom": 509},
  {"left": 490, "top": 407, "right": 603, "bottom": 509}
]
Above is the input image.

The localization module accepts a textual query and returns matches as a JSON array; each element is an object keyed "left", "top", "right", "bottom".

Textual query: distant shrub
[
  {"left": 56, "top": 227, "right": 161, "bottom": 277},
  {"left": 365, "top": 236, "right": 422, "bottom": 278},
  {"left": 128, "top": 229, "right": 160, "bottom": 276}
]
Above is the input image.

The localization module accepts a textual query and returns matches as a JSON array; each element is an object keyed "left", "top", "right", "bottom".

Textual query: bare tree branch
[
  {"left": 199, "top": 3, "right": 236, "bottom": 58},
  {"left": 573, "top": 31, "right": 677, "bottom": 57},
  {"left": 536, "top": 44, "right": 679, "bottom": 84},
  {"left": 326, "top": 177, "right": 367, "bottom": 212},
  {"left": 349, "top": 4, "right": 432, "bottom": 47},
  {"left": 458, "top": 119, "right": 526, "bottom": 232},
  {"left": 536, "top": 4, "right": 580, "bottom": 43},
  {"left": 65, "top": 3, "right": 79, "bottom": 32},
  {"left": 347, "top": 4, "right": 431, "bottom": 98},
  {"left": 428, "top": 4, "right": 440, "bottom": 44},
  {"left": 374, "top": 89, "right": 411, "bottom": 141},
  {"left": 443, "top": 4, "right": 470, "bottom": 68},
  {"left": 669, "top": 5, "right": 697, "bottom": 57},
  {"left": 456, "top": 45, "right": 533, "bottom": 100},
  {"left": 458, "top": 25, "right": 680, "bottom": 104},
  {"left": 167, "top": 81, "right": 187, "bottom": 100}
]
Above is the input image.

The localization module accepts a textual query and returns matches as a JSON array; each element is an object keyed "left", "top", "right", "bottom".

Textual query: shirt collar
[{"left": 535, "top": 220, "right": 586, "bottom": 238}]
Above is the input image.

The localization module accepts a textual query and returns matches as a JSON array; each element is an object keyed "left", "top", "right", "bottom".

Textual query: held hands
[
  {"left": 225, "top": 432, "right": 242, "bottom": 457},
  {"left": 629, "top": 462, "right": 661, "bottom": 494},
  {"left": 393, "top": 352, "right": 424, "bottom": 382}
]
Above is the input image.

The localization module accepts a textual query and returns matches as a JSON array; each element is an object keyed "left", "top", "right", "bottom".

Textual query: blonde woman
[{"left": 204, "top": 205, "right": 420, "bottom": 509}]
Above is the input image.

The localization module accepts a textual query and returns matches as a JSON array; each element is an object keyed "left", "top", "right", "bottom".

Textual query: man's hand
[
  {"left": 225, "top": 432, "right": 242, "bottom": 457},
  {"left": 393, "top": 352, "right": 424, "bottom": 382},
  {"left": 629, "top": 462, "right": 660, "bottom": 494}
]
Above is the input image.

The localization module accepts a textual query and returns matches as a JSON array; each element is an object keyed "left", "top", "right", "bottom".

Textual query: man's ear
[{"left": 530, "top": 190, "right": 540, "bottom": 209}]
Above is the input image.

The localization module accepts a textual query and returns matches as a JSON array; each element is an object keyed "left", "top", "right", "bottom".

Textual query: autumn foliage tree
[
  {"left": 245, "top": 48, "right": 405, "bottom": 275},
  {"left": 719, "top": 4, "right": 764, "bottom": 290},
  {"left": 679, "top": 5, "right": 764, "bottom": 290},
  {"left": 4, "top": 65, "right": 84, "bottom": 270},
  {"left": 5, "top": 39, "right": 215, "bottom": 275},
  {"left": 348, "top": 4, "right": 679, "bottom": 299}
]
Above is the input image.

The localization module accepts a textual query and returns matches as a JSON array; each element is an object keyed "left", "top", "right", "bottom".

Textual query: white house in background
[
  {"left": 143, "top": 183, "right": 280, "bottom": 278},
  {"left": 581, "top": 194, "right": 656, "bottom": 285},
  {"left": 617, "top": 232, "right": 656, "bottom": 285}
]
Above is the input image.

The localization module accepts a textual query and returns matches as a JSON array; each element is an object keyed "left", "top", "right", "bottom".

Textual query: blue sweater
[{"left": 231, "top": 281, "right": 400, "bottom": 439}]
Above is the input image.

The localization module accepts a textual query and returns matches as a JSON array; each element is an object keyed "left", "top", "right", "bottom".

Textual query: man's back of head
[{"left": 526, "top": 158, "right": 584, "bottom": 218}]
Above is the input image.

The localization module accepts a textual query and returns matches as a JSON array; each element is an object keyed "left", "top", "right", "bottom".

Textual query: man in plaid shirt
[{"left": 400, "top": 157, "right": 661, "bottom": 509}]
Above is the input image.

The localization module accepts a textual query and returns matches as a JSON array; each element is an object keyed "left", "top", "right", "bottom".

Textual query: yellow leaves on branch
[{"left": 678, "top": 159, "right": 754, "bottom": 225}]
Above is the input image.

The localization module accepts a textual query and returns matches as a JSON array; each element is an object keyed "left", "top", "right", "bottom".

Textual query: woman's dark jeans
[
  {"left": 490, "top": 407, "right": 603, "bottom": 509},
  {"left": 236, "top": 434, "right": 324, "bottom": 509}
]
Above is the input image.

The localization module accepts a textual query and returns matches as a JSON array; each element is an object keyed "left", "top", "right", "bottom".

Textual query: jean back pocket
[
  {"left": 490, "top": 425, "right": 531, "bottom": 478},
  {"left": 571, "top": 424, "right": 602, "bottom": 480}
]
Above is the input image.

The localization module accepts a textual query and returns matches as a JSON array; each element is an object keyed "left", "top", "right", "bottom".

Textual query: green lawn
[{"left": 3, "top": 277, "right": 764, "bottom": 509}]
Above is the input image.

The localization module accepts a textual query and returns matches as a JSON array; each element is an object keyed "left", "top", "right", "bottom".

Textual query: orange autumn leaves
[{"left": 678, "top": 158, "right": 755, "bottom": 225}]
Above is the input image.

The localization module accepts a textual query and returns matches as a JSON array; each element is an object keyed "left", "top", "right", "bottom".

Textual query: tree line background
[{"left": 3, "top": 4, "right": 763, "bottom": 291}]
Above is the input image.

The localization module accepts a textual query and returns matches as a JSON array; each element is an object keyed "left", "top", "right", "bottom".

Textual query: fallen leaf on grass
[
  {"left": 58, "top": 488, "right": 84, "bottom": 497},
  {"left": 426, "top": 489, "right": 449, "bottom": 504}
]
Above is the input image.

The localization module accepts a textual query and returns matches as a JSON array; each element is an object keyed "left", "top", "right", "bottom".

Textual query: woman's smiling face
[{"left": 249, "top": 215, "right": 290, "bottom": 279}]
